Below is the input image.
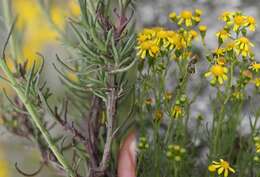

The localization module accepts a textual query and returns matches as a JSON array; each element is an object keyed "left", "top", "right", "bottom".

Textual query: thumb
[{"left": 117, "top": 131, "right": 137, "bottom": 177}]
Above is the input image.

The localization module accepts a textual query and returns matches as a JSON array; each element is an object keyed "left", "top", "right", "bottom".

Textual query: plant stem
[
  {"left": 0, "top": 58, "right": 76, "bottom": 177},
  {"left": 99, "top": 73, "right": 117, "bottom": 173},
  {"left": 2, "top": 0, "right": 17, "bottom": 59}
]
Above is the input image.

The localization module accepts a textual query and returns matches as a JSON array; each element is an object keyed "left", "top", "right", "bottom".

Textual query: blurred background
[{"left": 0, "top": 0, "right": 260, "bottom": 176}]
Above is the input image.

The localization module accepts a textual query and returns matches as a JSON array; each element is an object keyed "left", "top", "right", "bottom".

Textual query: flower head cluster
[
  {"left": 170, "top": 9, "right": 202, "bottom": 27},
  {"left": 166, "top": 144, "right": 186, "bottom": 161},
  {"left": 208, "top": 159, "right": 235, "bottom": 177},
  {"left": 137, "top": 10, "right": 205, "bottom": 62},
  {"left": 204, "top": 12, "right": 258, "bottom": 86},
  {"left": 136, "top": 27, "right": 199, "bottom": 60},
  {"left": 219, "top": 12, "right": 256, "bottom": 32}
]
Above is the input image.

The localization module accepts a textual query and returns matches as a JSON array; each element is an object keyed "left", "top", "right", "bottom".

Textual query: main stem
[
  {"left": 99, "top": 73, "right": 117, "bottom": 173},
  {"left": 0, "top": 59, "right": 76, "bottom": 177}
]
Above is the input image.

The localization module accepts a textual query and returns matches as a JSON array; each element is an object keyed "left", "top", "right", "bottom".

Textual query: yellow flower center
[
  {"left": 211, "top": 65, "right": 225, "bottom": 76},
  {"left": 141, "top": 41, "right": 155, "bottom": 50},
  {"left": 239, "top": 37, "right": 249, "bottom": 44},
  {"left": 199, "top": 25, "right": 207, "bottom": 32},
  {"left": 151, "top": 45, "right": 160, "bottom": 53},
  {"left": 181, "top": 10, "right": 193, "bottom": 19},
  {"left": 174, "top": 106, "right": 182, "bottom": 113},
  {"left": 220, "top": 160, "right": 230, "bottom": 169},
  {"left": 234, "top": 15, "right": 245, "bottom": 25}
]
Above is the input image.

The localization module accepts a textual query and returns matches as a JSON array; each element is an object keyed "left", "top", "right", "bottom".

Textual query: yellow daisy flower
[
  {"left": 208, "top": 159, "right": 235, "bottom": 177},
  {"left": 235, "top": 37, "right": 254, "bottom": 57},
  {"left": 171, "top": 105, "right": 183, "bottom": 119},
  {"left": 249, "top": 62, "right": 260, "bottom": 72},
  {"left": 136, "top": 40, "right": 160, "bottom": 59},
  {"left": 216, "top": 29, "right": 231, "bottom": 41},
  {"left": 225, "top": 41, "right": 236, "bottom": 51},
  {"left": 169, "top": 12, "right": 177, "bottom": 21},
  {"left": 199, "top": 25, "right": 207, "bottom": 33},
  {"left": 233, "top": 15, "right": 246, "bottom": 32},
  {"left": 252, "top": 78, "right": 260, "bottom": 87},
  {"left": 137, "top": 28, "right": 157, "bottom": 43},
  {"left": 219, "top": 11, "right": 234, "bottom": 22},
  {"left": 154, "top": 110, "right": 163, "bottom": 122},
  {"left": 164, "top": 31, "right": 179, "bottom": 50},
  {"left": 205, "top": 64, "right": 228, "bottom": 85},
  {"left": 155, "top": 30, "right": 172, "bottom": 46},
  {"left": 246, "top": 16, "right": 256, "bottom": 32},
  {"left": 177, "top": 10, "right": 194, "bottom": 27},
  {"left": 189, "top": 30, "right": 198, "bottom": 40},
  {"left": 213, "top": 48, "right": 226, "bottom": 57}
]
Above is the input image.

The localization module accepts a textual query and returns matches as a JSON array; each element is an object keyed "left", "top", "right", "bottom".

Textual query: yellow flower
[
  {"left": 216, "top": 30, "right": 231, "bottom": 41},
  {"left": 67, "top": 72, "right": 79, "bottom": 83},
  {"left": 68, "top": 1, "right": 81, "bottom": 17},
  {"left": 219, "top": 11, "right": 234, "bottom": 22},
  {"left": 216, "top": 57, "right": 226, "bottom": 65},
  {"left": 205, "top": 64, "right": 228, "bottom": 85},
  {"left": 0, "top": 150, "right": 10, "bottom": 177},
  {"left": 177, "top": 10, "right": 194, "bottom": 27},
  {"left": 169, "top": 12, "right": 177, "bottom": 21},
  {"left": 249, "top": 62, "right": 260, "bottom": 72},
  {"left": 137, "top": 28, "right": 162, "bottom": 44},
  {"left": 51, "top": 5, "right": 67, "bottom": 29},
  {"left": 213, "top": 48, "right": 226, "bottom": 57},
  {"left": 199, "top": 25, "right": 207, "bottom": 32},
  {"left": 155, "top": 30, "right": 172, "bottom": 46},
  {"left": 154, "top": 110, "right": 163, "bottom": 122},
  {"left": 252, "top": 78, "right": 260, "bottom": 87},
  {"left": 13, "top": 0, "right": 42, "bottom": 29},
  {"left": 232, "top": 91, "right": 243, "bottom": 100},
  {"left": 246, "top": 16, "right": 256, "bottom": 32},
  {"left": 256, "top": 142, "right": 260, "bottom": 153},
  {"left": 163, "top": 91, "right": 173, "bottom": 101},
  {"left": 171, "top": 105, "right": 183, "bottom": 119},
  {"left": 164, "top": 31, "right": 179, "bottom": 50},
  {"left": 145, "top": 98, "right": 153, "bottom": 105},
  {"left": 13, "top": 0, "right": 63, "bottom": 70},
  {"left": 136, "top": 40, "right": 160, "bottom": 59},
  {"left": 225, "top": 41, "right": 236, "bottom": 51},
  {"left": 195, "top": 9, "right": 203, "bottom": 16},
  {"left": 235, "top": 37, "right": 254, "bottom": 57},
  {"left": 208, "top": 159, "right": 235, "bottom": 177},
  {"left": 189, "top": 30, "right": 198, "bottom": 40},
  {"left": 233, "top": 15, "right": 246, "bottom": 31}
]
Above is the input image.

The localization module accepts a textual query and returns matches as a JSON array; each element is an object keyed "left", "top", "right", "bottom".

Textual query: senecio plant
[{"left": 1, "top": 0, "right": 260, "bottom": 177}]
